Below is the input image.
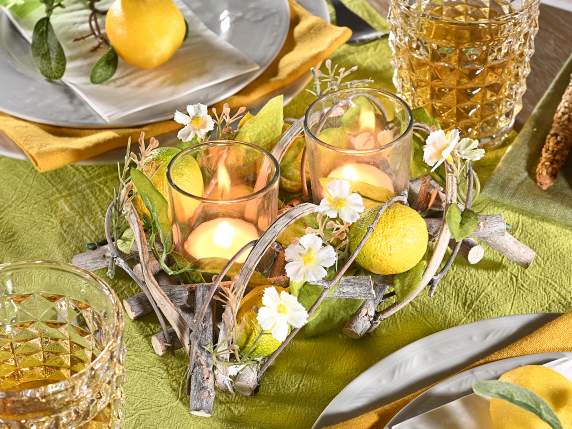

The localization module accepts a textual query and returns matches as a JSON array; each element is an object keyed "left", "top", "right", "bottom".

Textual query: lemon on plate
[
  {"left": 490, "top": 365, "right": 572, "bottom": 429},
  {"left": 106, "top": 0, "right": 186, "bottom": 69},
  {"left": 349, "top": 203, "right": 428, "bottom": 275}
]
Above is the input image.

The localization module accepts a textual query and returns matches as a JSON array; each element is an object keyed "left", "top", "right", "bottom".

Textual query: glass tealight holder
[
  {"left": 304, "top": 87, "right": 413, "bottom": 204},
  {"left": 0, "top": 260, "right": 125, "bottom": 428},
  {"left": 167, "top": 140, "right": 279, "bottom": 263}
]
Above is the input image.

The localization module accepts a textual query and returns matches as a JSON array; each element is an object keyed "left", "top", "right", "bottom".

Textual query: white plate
[
  {"left": 0, "top": 0, "right": 329, "bottom": 164},
  {"left": 0, "top": 0, "right": 290, "bottom": 128},
  {"left": 389, "top": 352, "right": 572, "bottom": 427},
  {"left": 312, "top": 313, "right": 560, "bottom": 429}
]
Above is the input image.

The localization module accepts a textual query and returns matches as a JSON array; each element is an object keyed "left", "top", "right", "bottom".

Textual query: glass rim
[
  {"left": 0, "top": 260, "right": 123, "bottom": 399},
  {"left": 391, "top": 0, "right": 540, "bottom": 25},
  {"left": 166, "top": 140, "right": 280, "bottom": 204},
  {"left": 303, "top": 87, "right": 413, "bottom": 155}
]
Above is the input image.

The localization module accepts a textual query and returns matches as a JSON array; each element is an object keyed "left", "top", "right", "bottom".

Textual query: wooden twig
[
  {"left": 425, "top": 214, "right": 506, "bottom": 239},
  {"left": 408, "top": 176, "right": 445, "bottom": 211},
  {"left": 72, "top": 244, "right": 110, "bottom": 271},
  {"left": 454, "top": 238, "right": 485, "bottom": 265},
  {"left": 151, "top": 327, "right": 181, "bottom": 356},
  {"left": 188, "top": 284, "right": 215, "bottom": 417},
  {"left": 480, "top": 232, "right": 536, "bottom": 268},
  {"left": 343, "top": 276, "right": 392, "bottom": 338}
]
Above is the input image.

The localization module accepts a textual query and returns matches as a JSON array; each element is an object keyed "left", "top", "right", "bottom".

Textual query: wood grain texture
[{"left": 366, "top": 1, "right": 572, "bottom": 128}]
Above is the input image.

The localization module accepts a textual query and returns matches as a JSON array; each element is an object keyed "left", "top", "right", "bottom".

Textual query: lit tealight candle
[
  {"left": 184, "top": 217, "right": 259, "bottom": 262},
  {"left": 328, "top": 163, "right": 394, "bottom": 192}
]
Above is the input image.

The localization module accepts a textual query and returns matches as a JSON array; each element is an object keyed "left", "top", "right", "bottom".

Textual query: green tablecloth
[{"left": 1, "top": 2, "right": 571, "bottom": 428}]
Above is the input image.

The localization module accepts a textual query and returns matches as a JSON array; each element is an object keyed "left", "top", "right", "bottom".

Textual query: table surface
[{"left": 368, "top": 0, "right": 572, "bottom": 129}]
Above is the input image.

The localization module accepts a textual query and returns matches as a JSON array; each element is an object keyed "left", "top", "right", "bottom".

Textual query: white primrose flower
[
  {"left": 174, "top": 103, "right": 214, "bottom": 142},
  {"left": 285, "top": 233, "right": 337, "bottom": 282},
  {"left": 318, "top": 179, "right": 364, "bottom": 224},
  {"left": 423, "top": 129, "right": 460, "bottom": 171},
  {"left": 256, "top": 287, "right": 309, "bottom": 342},
  {"left": 457, "top": 137, "right": 485, "bottom": 162}
]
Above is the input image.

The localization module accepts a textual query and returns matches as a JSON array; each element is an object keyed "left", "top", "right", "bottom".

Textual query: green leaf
[
  {"left": 412, "top": 107, "right": 440, "bottom": 128},
  {"left": 445, "top": 204, "right": 478, "bottom": 241},
  {"left": 473, "top": 380, "right": 563, "bottom": 429},
  {"left": 394, "top": 258, "right": 427, "bottom": 301},
  {"left": 130, "top": 168, "right": 172, "bottom": 252},
  {"left": 297, "top": 283, "right": 363, "bottom": 337},
  {"left": 90, "top": 47, "right": 118, "bottom": 84},
  {"left": 116, "top": 227, "right": 135, "bottom": 255},
  {"left": 31, "top": 16, "right": 66, "bottom": 80},
  {"left": 183, "top": 19, "right": 189, "bottom": 41},
  {"left": 235, "top": 95, "right": 284, "bottom": 150}
]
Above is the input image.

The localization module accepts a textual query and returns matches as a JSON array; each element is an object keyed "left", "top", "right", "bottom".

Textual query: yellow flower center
[
  {"left": 326, "top": 196, "right": 347, "bottom": 210},
  {"left": 302, "top": 249, "right": 316, "bottom": 266},
  {"left": 277, "top": 303, "right": 289, "bottom": 315},
  {"left": 191, "top": 116, "right": 204, "bottom": 129}
]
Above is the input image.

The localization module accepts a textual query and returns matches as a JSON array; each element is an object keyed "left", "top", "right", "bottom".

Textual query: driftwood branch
[
  {"left": 454, "top": 238, "right": 485, "bottom": 265},
  {"left": 72, "top": 244, "right": 110, "bottom": 271},
  {"left": 151, "top": 327, "right": 181, "bottom": 356},
  {"left": 188, "top": 284, "right": 215, "bottom": 417},
  {"left": 344, "top": 276, "right": 393, "bottom": 338},
  {"left": 425, "top": 214, "right": 507, "bottom": 239},
  {"left": 480, "top": 232, "right": 536, "bottom": 268}
]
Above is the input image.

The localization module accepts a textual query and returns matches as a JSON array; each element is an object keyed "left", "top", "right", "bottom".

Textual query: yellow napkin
[
  {"left": 0, "top": 1, "right": 350, "bottom": 172},
  {"left": 327, "top": 312, "right": 572, "bottom": 429}
]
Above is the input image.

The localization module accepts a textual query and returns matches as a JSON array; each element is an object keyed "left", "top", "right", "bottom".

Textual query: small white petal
[
  {"left": 261, "top": 287, "right": 280, "bottom": 309},
  {"left": 177, "top": 125, "right": 195, "bottom": 142},
  {"left": 287, "top": 308, "right": 308, "bottom": 328},
  {"left": 285, "top": 261, "right": 306, "bottom": 282},
  {"left": 304, "top": 265, "right": 327, "bottom": 282},
  {"left": 256, "top": 306, "right": 276, "bottom": 331},
  {"left": 197, "top": 103, "right": 208, "bottom": 116},
  {"left": 298, "top": 233, "right": 323, "bottom": 252},
  {"left": 316, "top": 245, "right": 337, "bottom": 268},
  {"left": 271, "top": 320, "right": 289, "bottom": 342},
  {"left": 174, "top": 110, "right": 190, "bottom": 125},
  {"left": 186, "top": 104, "right": 197, "bottom": 117},
  {"left": 285, "top": 243, "right": 304, "bottom": 262}
]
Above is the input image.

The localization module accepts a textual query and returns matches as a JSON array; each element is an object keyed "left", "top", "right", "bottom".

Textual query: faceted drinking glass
[
  {"left": 0, "top": 261, "right": 125, "bottom": 428},
  {"left": 389, "top": 0, "right": 540, "bottom": 146}
]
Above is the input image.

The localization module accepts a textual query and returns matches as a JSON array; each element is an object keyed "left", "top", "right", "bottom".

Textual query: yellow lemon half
[
  {"left": 348, "top": 203, "right": 428, "bottom": 275},
  {"left": 106, "top": 0, "right": 186, "bottom": 69},
  {"left": 491, "top": 365, "right": 572, "bottom": 429}
]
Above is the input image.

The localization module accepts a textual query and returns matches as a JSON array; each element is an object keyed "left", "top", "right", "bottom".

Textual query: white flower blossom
[
  {"left": 318, "top": 179, "right": 364, "bottom": 224},
  {"left": 174, "top": 103, "right": 214, "bottom": 142},
  {"left": 457, "top": 137, "right": 485, "bottom": 162},
  {"left": 423, "top": 129, "right": 460, "bottom": 171},
  {"left": 285, "top": 233, "right": 336, "bottom": 282},
  {"left": 256, "top": 287, "right": 309, "bottom": 342}
]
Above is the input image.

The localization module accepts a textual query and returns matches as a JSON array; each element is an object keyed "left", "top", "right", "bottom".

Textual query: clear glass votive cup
[
  {"left": 388, "top": 0, "right": 540, "bottom": 146},
  {"left": 167, "top": 140, "right": 279, "bottom": 263},
  {"left": 0, "top": 260, "right": 125, "bottom": 428},
  {"left": 304, "top": 87, "right": 413, "bottom": 204}
]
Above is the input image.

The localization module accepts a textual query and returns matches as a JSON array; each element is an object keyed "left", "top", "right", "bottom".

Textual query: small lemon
[
  {"left": 236, "top": 285, "right": 286, "bottom": 358},
  {"left": 106, "top": 0, "right": 186, "bottom": 69},
  {"left": 349, "top": 203, "right": 428, "bottom": 275},
  {"left": 491, "top": 365, "right": 572, "bottom": 429}
]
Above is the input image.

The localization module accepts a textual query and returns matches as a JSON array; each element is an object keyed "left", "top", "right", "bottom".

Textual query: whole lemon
[
  {"left": 491, "top": 365, "right": 572, "bottom": 429},
  {"left": 106, "top": 0, "right": 186, "bottom": 69},
  {"left": 349, "top": 203, "right": 428, "bottom": 275},
  {"left": 236, "top": 285, "right": 287, "bottom": 358}
]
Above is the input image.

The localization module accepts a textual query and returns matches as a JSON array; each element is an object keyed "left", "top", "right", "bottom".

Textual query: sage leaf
[
  {"left": 445, "top": 204, "right": 478, "bottom": 241},
  {"left": 31, "top": 16, "right": 66, "bottom": 80},
  {"left": 90, "top": 47, "right": 118, "bottom": 84},
  {"left": 235, "top": 95, "right": 283, "bottom": 150},
  {"left": 130, "top": 169, "right": 172, "bottom": 252},
  {"left": 473, "top": 380, "right": 563, "bottom": 429},
  {"left": 394, "top": 258, "right": 427, "bottom": 301}
]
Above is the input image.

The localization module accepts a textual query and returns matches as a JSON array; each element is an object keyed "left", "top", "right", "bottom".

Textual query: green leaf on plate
[
  {"left": 235, "top": 95, "right": 284, "bottom": 150},
  {"left": 90, "top": 47, "right": 118, "bottom": 84},
  {"left": 130, "top": 168, "right": 172, "bottom": 252},
  {"left": 393, "top": 257, "right": 427, "bottom": 301},
  {"left": 31, "top": 16, "right": 66, "bottom": 80},
  {"left": 473, "top": 380, "right": 563, "bottom": 429},
  {"left": 445, "top": 204, "right": 478, "bottom": 241}
]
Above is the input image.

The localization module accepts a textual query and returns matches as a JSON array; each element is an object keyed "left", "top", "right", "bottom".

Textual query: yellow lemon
[
  {"left": 236, "top": 285, "right": 287, "bottom": 358},
  {"left": 348, "top": 203, "right": 428, "bottom": 275},
  {"left": 105, "top": 0, "right": 186, "bottom": 69},
  {"left": 491, "top": 365, "right": 572, "bottom": 429}
]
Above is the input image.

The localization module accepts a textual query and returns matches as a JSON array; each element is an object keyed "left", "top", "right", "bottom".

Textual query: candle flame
[
  {"left": 339, "top": 165, "right": 358, "bottom": 182},
  {"left": 213, "top": 220, "right": 235, "bottom": 249},
  {"left": 217, "top": 163, "right": 231, "bottom": 198}
]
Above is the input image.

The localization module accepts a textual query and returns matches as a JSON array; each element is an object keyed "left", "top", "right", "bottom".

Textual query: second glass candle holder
[
  {"left": 167, "top": 141, "right": 279, "bottom": 263},
  {"left": 304, "top": 87, "right": 413, "bottom": 204}
]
